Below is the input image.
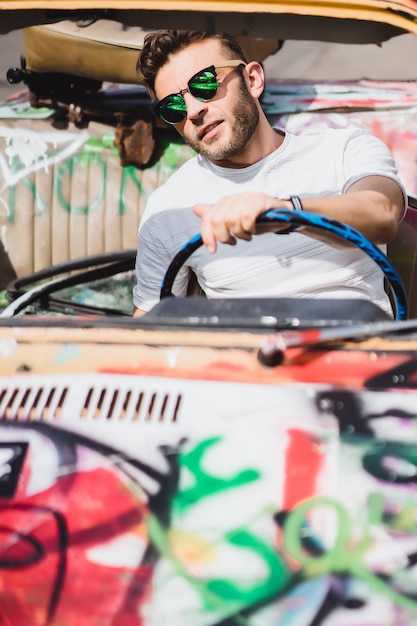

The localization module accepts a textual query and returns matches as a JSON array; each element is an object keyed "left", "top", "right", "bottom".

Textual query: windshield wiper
[{"left": 258, "top": 318, "right": 417, "bottom": 366}]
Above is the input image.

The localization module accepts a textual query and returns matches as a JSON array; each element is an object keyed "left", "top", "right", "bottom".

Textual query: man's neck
[{"left": 209, "top": 123, "right": 285, "bottom": 169}]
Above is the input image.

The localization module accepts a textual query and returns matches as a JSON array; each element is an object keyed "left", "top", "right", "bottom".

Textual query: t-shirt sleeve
[
  {"left": 133, "top": 212, "right": 190, "bottom": 312},
  {"left": 341, "top": 129, "right": 408, "bottom": 215}
]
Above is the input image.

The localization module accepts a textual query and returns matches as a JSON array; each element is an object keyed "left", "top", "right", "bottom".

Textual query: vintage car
[{"left": 1, "top": 1, "right": 417, "bottom": 625}]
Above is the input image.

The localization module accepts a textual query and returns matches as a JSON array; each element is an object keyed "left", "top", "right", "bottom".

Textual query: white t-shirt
[{"left": 134, "top": 128, "right": 406, "bottom": 314}]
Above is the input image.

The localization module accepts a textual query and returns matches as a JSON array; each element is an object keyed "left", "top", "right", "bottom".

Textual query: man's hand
[{"left": 193, "top": 193, "right": 292, "bottom": 253}]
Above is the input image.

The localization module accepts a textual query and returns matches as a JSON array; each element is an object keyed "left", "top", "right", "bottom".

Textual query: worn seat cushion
[
  {"left": 23, "top": 19, "right": 281, "bottom": 85},
  {"left": 23, "top": 20, "right": 148, "bottom": 84}
]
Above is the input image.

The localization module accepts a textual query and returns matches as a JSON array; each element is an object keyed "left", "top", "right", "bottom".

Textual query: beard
[{"left": 184, "top": 77, "right": 260, "bottom": 162}]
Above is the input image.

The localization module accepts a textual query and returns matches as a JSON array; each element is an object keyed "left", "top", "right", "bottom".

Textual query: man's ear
[{"left": 245, "top": 61, "right": 265, "bottom": 99}]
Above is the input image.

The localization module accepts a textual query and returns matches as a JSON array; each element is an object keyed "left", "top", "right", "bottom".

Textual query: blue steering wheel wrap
[{"left": 160, "top": 209, "right": 408, "bottom": 321}]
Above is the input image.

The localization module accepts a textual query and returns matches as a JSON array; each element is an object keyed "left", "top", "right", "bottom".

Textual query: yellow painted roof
[{"left": 0, "top": 0, "right": 416, "bottom": 39}]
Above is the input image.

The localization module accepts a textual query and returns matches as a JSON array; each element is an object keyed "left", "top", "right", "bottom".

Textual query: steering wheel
[{"left": 160, "top": 209, "right": 408, "bottom": 321}]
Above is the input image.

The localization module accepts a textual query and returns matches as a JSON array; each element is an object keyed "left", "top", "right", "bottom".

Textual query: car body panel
[{"left": 2, "top": 320, "right": 417, "bottom": 624}]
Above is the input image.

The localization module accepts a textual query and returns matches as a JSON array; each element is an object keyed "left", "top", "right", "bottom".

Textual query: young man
[{"left": 133, "top": 30, "right": 406, "bottom": 316}]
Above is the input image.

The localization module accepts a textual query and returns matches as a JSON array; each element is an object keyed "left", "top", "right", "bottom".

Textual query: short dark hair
[{"left": 137, "top": 30, "right": 248, "bottom": 96}]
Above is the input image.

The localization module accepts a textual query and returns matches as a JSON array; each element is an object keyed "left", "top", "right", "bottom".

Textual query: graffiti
[
  {"left": 283, "top": 496, "right": 417, "bottom": 615},
  {"left": 0, "top": 421, "right": 158, "bottom": 626},
  {"left": 2, "top": 375, "right": 417, "bottom": 624},
  {"left": 265, "top": 81, "right": 417, "bottom": 195},
  {"left": 0, "top": 122, "right": 193, "bottom": 275},
  {"left": 156, "top": 436, "right": 291, "bottom": 622},
  {"left": 0, "top": 441, "right": 28, "bottom": 495},
  {"left": 0, "top": 125, "right": 90, "bottom": 189},
  {"left": 174, "top": 436, "right": 260, "bottom": 512},
  {"left": 144, "top": 408, "right": 417, "bottom": 624},
  {"left": 0, "top": 126, "right": 191, "bottom": 221}
]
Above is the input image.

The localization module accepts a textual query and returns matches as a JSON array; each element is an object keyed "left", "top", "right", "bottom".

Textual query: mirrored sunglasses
[{"left": 154, "top": 61, "right": 245, "bottom": 125}]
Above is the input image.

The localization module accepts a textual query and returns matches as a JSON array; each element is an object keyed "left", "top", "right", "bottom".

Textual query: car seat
[{"left": 387, "top": 198, "right": 417, "bottom": 319}]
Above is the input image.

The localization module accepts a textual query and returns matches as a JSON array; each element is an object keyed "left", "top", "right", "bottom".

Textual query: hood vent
[
  {"left": 0, "top": 383, "right": 68, "bottom": 421},
  {"left": 82, "top": 386, "right": 182, "bottom": 422},
  {"left": 0, "top": 378, "right": 182, "bottom": 424}
]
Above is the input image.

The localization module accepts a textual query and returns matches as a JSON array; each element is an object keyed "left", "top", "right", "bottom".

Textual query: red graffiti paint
[{"left": 282, "top": 428, "right": 324, "bottom": 511}]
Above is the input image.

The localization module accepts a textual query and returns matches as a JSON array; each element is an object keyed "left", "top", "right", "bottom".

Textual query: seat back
[{"left": 388, "top": 200, "right": 417, "bottom": 319}]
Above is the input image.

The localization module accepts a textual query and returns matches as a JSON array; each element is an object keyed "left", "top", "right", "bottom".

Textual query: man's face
[{"left": 154, "top": 39, "right": 260, "bottom": 166}]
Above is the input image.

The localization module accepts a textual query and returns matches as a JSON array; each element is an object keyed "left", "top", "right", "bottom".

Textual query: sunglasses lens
[
  {"left": 155, "top": 67, "right": 218, "bottom": 124},
  {"left": 157, "top": 94, "right": 187, "bottom": 124},
  {"left": 188, "top": 68, "right": 218, "bottom": 100}
]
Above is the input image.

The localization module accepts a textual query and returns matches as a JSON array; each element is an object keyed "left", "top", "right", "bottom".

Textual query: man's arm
[
  {"left": 193, "top": 175, "right": 405, "bottom": 253},
  {"left": 301, "top": 176, "right": 404, "bottom": 243},
  {"left": 133, "top": 306, "right": 146, "bottom": 317}
]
